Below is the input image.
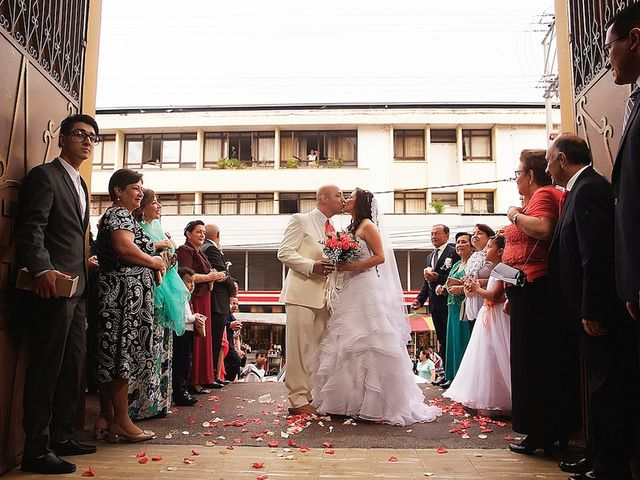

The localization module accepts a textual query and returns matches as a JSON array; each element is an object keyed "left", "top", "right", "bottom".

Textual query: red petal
[
  {"left": 226, "top": 445, "right": 235, "bottom": 450},
  {"left": 388, "top": 456, "right": 399, "bottom": 462},
  {"left": 299, "top": 446, "right": 310, "bottom": 453},
  {"left": 504, "top": 435, "right": 514, "bottom": 441},
  {"left": 191, "top": 449, "right": 200, "bottom": 455},
  {"left": 136, "top": 451, "right": 146, "bottom": 458},
  {"left": 242, "top": 428, "right": 249, "bottom": 433},
  {"left": 288, "top": 439, "right": 297, "bottom": 447},
  {"left": 325, "top": 449, "right": 335, "bottom": 454},
  {"left": 151, "top": 456, "right": 163, "bottom": 461},
  {"left": 251, "top": 462, "right": 265, "bottom": 469},
  {"left": 138, "top": 457, "right": 149, "bottom": 464},
  {"left": 267, "top": 441, "right": 279, "bottom": 447},
  {"left": 256, "top": 474, "right": 269, "bottom": 480},
  {"left": 322, "top": 442, "right": 333, "bottom": 448},
  {"left": 81, "top": 466, "right": 95, "bottom": 477},
  {"left": 437, "top": 447, "right": 447, "bottom": 454},
  {"left": 183, "top": 457, "right": 195, "bottom": 464}
]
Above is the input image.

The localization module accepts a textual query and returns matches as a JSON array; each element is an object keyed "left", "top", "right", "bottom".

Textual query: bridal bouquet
[{"left": 321, "top": 230, "right": 361, "bottom": 262}]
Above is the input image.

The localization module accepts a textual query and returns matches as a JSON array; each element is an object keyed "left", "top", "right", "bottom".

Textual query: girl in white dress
[
  {"left": 308, "top": 188, "right": 441, "bottom": 426},
  {"left": 443, "top": 235, "right": 511, "bottom": 414}
]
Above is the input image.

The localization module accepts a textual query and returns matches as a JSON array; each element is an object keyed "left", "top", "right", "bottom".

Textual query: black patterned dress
[{"left": 96, "top": 207, "right": 163, "bottom": 416}]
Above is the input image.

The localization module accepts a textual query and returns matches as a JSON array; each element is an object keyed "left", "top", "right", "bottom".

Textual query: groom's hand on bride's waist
[{"left": 313, "top": 260, "right": 335, "bottom": 276}]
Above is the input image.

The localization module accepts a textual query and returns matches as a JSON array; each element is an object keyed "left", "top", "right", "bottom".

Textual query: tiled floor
[{"left": 4, "top": 444, "right": 569, "bottom": 479}]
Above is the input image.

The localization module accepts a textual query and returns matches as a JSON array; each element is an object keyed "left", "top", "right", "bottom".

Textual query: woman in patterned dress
[{"left": 95, "top": 169, "right": 165, "bottom": 443}]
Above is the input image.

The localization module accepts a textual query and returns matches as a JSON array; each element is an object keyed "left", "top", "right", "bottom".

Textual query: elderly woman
[
  {"left": 503, "top": 149, "right": 576, "bottom": 455},
  {"left": 129, "top": 189, "right": 190, "bottom": 417},
  {"left": 464, "top": 224, "right": 495, "bottom": 331},
  {"left": 95, "top": 169, "right": 164, "bottom": 443},
  {"left": 176, "top": 221, "right": 225, "bottom": 391},
  {"left": 435, "top": 232, "right": 474, "bottom": 387}
]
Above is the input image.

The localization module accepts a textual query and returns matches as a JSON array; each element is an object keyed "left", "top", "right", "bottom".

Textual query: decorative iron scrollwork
[
  {"left": 575, "top": 96, "right": 615, "bottom": 165},
  {"left": 0, "top": 0, "right": 89, "bottom": 101}
]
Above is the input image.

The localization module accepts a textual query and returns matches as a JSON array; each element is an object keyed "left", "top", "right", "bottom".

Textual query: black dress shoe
[
  {"left": 559, "top": 458, "right": 591, "bottom": 474},
  {"left": 509, "top": 437, "right": 553, "bottom": 457},
  {"left": 21, "top": 452, "right": 77, "bottom": 474},
  {"left": 218, "top": 379, "right": 231, "bottom": 385},
  {"left": 439, "top": 380, "right": 452, "bottom": 389},
  {"left": 568, "top": 471, "right": 596, "bottom": 480},
  {"left": 211, "top": 381, "right": 224, "bottom": 389},
  {"left": 174, "top": 391, "right": 197, "bottom": 406},
  {"left": 51, "top": 439, "right": 97, "bottom": 456}
]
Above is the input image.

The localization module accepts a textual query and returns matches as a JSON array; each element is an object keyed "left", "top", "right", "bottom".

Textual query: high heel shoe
[
  {"left": 93, "top": 418, "right": 109, "bottom": 441},
  {"left": 107, "top": 423, "right": 155, "bottom": 443}
]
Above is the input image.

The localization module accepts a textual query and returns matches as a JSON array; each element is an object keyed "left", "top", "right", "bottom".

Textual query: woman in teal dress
[
  {"left": 130, "top": 188, "right": 190, "bottom": 419},
  {"left": 436, "top": 232, "right": 473, "bottom": 384}
]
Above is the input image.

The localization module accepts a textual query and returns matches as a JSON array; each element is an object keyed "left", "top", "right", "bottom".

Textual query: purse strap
[{"left": 522, "top": 240, "right": 540, "bottom": 269}]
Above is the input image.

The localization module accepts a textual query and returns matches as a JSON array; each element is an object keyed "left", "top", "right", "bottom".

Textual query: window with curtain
[
  {"left": 90, "top": 195, "right": 111, "bottom": 216},
  {"left": 279, "top": 130, "right": 357, "bottom": 167},
  {"left": 279, "top": 192, "right": 316, "bottom": 214},
  {"left": 394, "top": 190, "right": 427, "bottom": 213},
  {"left": 464, "top": 191, "right": 495, "bottom": 213},
  {"left": 394, "top": 129, "right": 425, "bottom": 160},
  {"left": 430, "top": 129, "right": 457, "bottom": 143},
  {"left": 431, "top": 191, "right": 458, "bottom": 206},
  {"left": 124, "top": 133, "right": 197, "bottom": 168},
  {"left": 203, "top": 131, "right": 275, "bottom": 167},
  {"left": 462, "top": 129, "right": 492, "bottom": 161},
  {"left": 92, "top": 135, "right": 115, "bottom": 170},
  {"left": 156, "top": 193, "right": 195, "bottom": 215},
  {"left": 202, "top": 193, "right": 274, "bottom": 215}
]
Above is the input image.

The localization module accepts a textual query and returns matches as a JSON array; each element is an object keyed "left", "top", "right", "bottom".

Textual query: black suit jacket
[
  {"left": 16, "top": 157, "right": 89, "bottom": 296},
  {"left": 201, "top": 239, "right": 236, "bottom": 314},
  {"left": 416, "top": 243, "right": 459, "bottom": 313},
  {"left": 613, "top": 90, "right": 640, "bottom": 302},
  {"left": 549, "top": 167, "right": 622, "bottom": 330}
]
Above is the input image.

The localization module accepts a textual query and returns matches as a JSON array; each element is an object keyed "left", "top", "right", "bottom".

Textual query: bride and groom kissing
[{"left": 277, "top": 185, "right": 441, "bottom": 426}]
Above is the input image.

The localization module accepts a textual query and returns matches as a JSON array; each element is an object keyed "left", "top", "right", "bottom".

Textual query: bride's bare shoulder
[{"left": 355, "top": 219, "right": 377, "bottom": 238}]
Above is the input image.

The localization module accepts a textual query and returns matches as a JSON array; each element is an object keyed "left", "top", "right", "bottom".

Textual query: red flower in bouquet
[{"left": 321, "top": 230, "right": 361, "bottom": 262}]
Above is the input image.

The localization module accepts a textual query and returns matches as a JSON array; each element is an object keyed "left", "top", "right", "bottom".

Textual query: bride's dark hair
[{"left": 348, "top": 188, "right": 375, "bottom": 234}]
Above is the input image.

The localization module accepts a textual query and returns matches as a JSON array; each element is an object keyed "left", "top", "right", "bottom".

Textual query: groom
[{"left": 277, "top": 184, "right": 345, "bottom": 414}]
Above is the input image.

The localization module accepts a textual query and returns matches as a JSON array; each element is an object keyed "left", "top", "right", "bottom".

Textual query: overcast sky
[{"left": 96, "top": 0, "right": 556, "bottom": 108}]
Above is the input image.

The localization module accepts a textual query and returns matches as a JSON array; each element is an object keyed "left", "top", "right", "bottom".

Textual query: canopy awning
[{"left": 407, "top": 313, "right": 435, "bottom": 333}]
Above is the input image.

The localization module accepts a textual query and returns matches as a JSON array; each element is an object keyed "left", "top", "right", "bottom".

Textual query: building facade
[{"left": 91, "top": 104, "right": 558, "bottom": 312}]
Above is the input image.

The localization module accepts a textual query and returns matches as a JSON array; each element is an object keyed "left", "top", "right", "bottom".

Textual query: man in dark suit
[
  {"left": 16, "top": 114, "right": 99, "bottom": 474},
  {"left": 412, "top": 223, "right": 459, "bottom": 383},
  {"left": 547, "top": 134, "right": 637, "bottom": 480},
  {"left": 202, "top": 224, "right": 237, "bottom": 387},
  {"left": 608, "top": 2, "right": 640, "bottom": 347}
]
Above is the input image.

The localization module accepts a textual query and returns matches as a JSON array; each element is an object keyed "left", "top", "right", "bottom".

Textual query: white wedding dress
[
  {"left": 443, "top": 277, "right": 511, "bottom": 412},
  {"left": 308, "top": 239, "right": 442, "bottom": 426}
]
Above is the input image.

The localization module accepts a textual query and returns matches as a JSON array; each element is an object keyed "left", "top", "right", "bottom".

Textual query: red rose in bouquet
[{"left": 321, "top": 230, "right": 361, "bottom": 262}]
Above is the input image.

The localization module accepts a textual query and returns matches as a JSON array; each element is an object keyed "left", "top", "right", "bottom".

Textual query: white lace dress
[{"left": 308, "top": 241, "right": 442, "bottom": 426}]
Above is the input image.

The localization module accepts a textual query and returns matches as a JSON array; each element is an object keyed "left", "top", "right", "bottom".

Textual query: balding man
[
  {"left": 547, "top": 134, "right": 637, "bottom": 480},
  {"left": 201, "top": 224, "right": 236, "bottom": 387},
  {"left": 278, "top": 185, "right": 345, "bottom": 414}
]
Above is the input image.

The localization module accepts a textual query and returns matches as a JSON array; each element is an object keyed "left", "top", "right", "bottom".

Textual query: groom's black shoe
[
  {"left": 559, "top": 458, "right": 591, "bottom": 475},
  {"left": 567, "top": 471, "right": 596, "bottom": 480},
  {"left": 21, "top": 452, "right": 76, "bottom": 474}
]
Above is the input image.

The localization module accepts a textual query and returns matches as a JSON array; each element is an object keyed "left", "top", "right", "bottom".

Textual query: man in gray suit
[{"left": 16, "top": 114, "right": 99, "bottom": 474}]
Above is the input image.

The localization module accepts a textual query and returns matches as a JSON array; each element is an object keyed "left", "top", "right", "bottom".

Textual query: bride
[{"left": 308, "top": 188, "right": 442, "bottom": 426}]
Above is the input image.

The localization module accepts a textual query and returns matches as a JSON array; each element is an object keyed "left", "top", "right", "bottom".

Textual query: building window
[
  {"left": 202, "top": 193, "right": 274, "bottom": 215},
  {"left": 225, "top": 250, "right": 246, "bottom": 290},
  {"left": 464, "top": 191, "right": 495, "bottom": 213},
  {"left": 203, "top": 131, "right": 275, "bottom": 168},
  {"left": 430, "top": 129, "right": 457, "bottom": 143},
  {"left": 280, "top": 130, "right": 357, "bottom": 167},
  {"left": 394, "top": 129, "right": 424, "bottom": 160},
  {"left": 409, "top": 250, "right": 429, "bottom": 291},
  {"left": 279, "top": 192, "right": 316, "bottom": 214},
  {"left": 394, "top": 191, "right": 427, "bottom": 214},
  {"left": 90, "top": 195, "right": 111, "bottom": 216},
  {"left": 431, "top": 191, "right": 458, "bottom": 207},
  {"left": 248, "top": 251, "right": 282, "bottom": 290},
  {"left": 92, "top": 135, "right": 115, "bottom": 170},
  {"left": 124, "top": 133, "right": 197, "bottom": 169},
  {"left": 156, "top": 193, "right": 195, "bottom": 215},
  {"left": 462, "top": 129, "right": 492, "bottom": 161}
]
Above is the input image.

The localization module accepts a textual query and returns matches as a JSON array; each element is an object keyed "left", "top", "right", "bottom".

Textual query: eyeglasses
[
  {"left": 65, "top": 129, "right": 101, "bottom": 145},
  {"left": 604, "top": 35, "right": 627, "bottom": 55},
  {"left": 514, "top": 169, "right": 525, "bottom": 178}
]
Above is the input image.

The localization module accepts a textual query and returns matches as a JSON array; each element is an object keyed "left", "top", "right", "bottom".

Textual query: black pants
[
  {"left": 223, "top": 326, "right": 242, "bottom": 381},
  {"left": 211, "top": 312, "right": 226, "bottom": 379},
  {"left": 22, "top": 294, "right": 86, "bottom": 458},
  {"left": 172, "top": 330, "right": 194, "bottom": 396}
]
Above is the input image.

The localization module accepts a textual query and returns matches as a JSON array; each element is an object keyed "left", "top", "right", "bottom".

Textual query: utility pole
[{"left": 535, "top": 13, "right": 559, "bottom": 142}]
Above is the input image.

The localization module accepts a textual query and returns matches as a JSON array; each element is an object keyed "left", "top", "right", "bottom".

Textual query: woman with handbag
[
  {"left": 435, "top": 231, "right": 473, "bottom": 388},
  {"left": 503, "top": 149, "right": 577, "bottom": 456}
]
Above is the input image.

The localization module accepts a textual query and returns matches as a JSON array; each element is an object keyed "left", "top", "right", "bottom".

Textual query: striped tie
[{"left": 623, "top": 86, "right": 640, "bottom": 132}]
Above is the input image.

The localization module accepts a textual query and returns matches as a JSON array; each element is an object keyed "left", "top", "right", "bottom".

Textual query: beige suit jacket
[{"left": 278, "top": 209, "right": 329, "bottom": 309}]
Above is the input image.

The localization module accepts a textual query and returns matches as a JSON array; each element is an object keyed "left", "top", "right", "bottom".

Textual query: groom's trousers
[{"left": 284, "top": 304, "right": 329, "bottom": 408}]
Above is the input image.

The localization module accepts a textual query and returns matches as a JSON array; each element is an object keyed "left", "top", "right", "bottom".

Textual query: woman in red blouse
[{"left": 503, "top": 149, "right": 579, "bottom": 456}]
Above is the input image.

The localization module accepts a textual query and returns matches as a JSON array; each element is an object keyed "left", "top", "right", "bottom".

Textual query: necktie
[
  {"left": 559, "top": 189, "right": 570, "bottom": 215},
  {"left": 432, "top": 247, "right": 440, "bottom": 268},
  {"left": 623, "top": 86, "right": 640, "bottom": 132},
  {"left": 324, "top": 219, "right": 335, "bottom": 236}
]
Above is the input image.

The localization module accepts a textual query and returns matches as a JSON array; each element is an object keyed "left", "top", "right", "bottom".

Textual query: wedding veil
[{"left": 370, "top": 197, "right": 411, "bottom": 344}]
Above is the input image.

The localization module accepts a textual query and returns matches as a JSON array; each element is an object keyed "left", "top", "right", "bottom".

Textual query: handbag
[
  {"left": 490, "top": 240, "right": 540, "bottom": 287},
  {"left": 458, "top": 298, "right": 468, "bottom": 321}
]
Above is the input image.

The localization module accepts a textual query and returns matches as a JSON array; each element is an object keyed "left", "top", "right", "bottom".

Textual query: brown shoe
[{"left": 288, "top": 403, "right": 318, "bottom": 416}]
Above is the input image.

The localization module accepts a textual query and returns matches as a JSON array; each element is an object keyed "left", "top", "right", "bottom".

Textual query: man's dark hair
[
  {"left": 433, "top": 224, "right": 450, "bottom": 235},
  {"left": 178, "top": 266, "right": 195, "bottom": 278},
  {"left": 256, "top": 350, "right": 267, "bottom": 357},
  {"left": 553, "top": 134, "right": 592, "bottom": 166},
  {"left": 108, "top": 168, "right": 143, "bottom": 201},
  {"left": 60, "top": 114, "right": 99, "bottom": 136},
  {"left": 606, "top": 2, "right": 640, "bottom": 37}
]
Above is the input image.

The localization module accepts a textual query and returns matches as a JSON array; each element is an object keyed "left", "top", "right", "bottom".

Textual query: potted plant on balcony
[
  {"left": 430, "top": 199, "right": 445, "bottom": 214},
  {"left": 327, "top": 158, "right": 343, "bottom": 168},
  {"left": 285, "top": 157, "right": 299, "bottom": 169},
  {"left": 217, "top": 158, "right": 245, "bottom": 169}
]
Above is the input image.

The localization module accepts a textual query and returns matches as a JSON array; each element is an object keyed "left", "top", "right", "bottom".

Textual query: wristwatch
[{"left": 512, "top": 212, "right": 520, "bottom": 224}]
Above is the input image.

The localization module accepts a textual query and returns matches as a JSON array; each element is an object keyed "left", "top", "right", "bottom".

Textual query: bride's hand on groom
[{"left": 313, "top": 260, "right": 335, "bottom": 276}]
